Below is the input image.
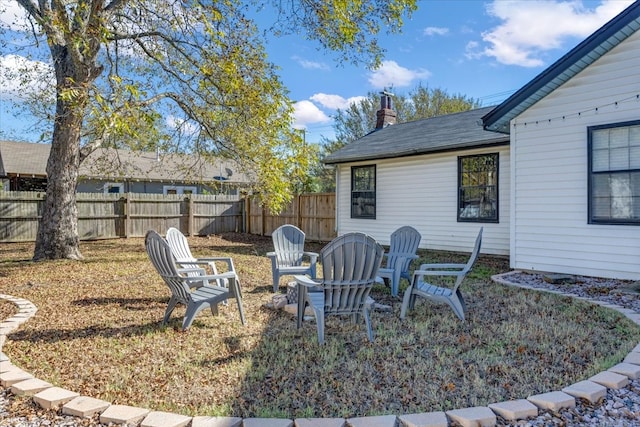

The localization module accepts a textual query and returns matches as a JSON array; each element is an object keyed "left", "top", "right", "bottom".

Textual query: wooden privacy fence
[
  {"left": 0, "top": 191, "right": 336, "bottom": 243},
  {"left": 246, "top": 192, "right": 336, "bottom": 242},
  {"left": 0, "top": 192, "right": 243, "bottom": 242}
]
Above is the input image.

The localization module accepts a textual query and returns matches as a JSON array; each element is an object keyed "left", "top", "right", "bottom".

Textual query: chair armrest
[
  {"left": 417, "top": 263, "right": 467, "bottom": 270},
  {"left": 177, "top": 267, "right": 207, "bottom": 276},
  {"left": 412, "top": 269, "right": 467, "bottom": 280},
  {"left": 176, "top": 259, "right": 209, "bottom": 267},
  {"left": 183, "top": 271, "right": 236, "bottom": 287},
  {"left": 193, "top": 257, "right": 236, "bottom": 272},
  {"left": 266, "top": 252, "right": 276, "bottom": 259},
  {"left": 303, "top": 251, "right": 319, "bottom": 263},
  {"left": 384, "top": 252, "right": 419, "bottom": 260},
  {"left": 294, "top": 274, "right": 322, "bottom": 288}
]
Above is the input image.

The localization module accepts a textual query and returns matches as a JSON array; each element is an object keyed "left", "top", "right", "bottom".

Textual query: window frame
[
  {"left": 103, "top": 182, "right": 124, "bottom": 194},
  {"left": 351, "top": 165, "right": 376, "bottom": 219},
  {"left": 588, "top": 119, "right": 640, "bottom": 225},
  {"left": 457, "top": 153, "right": 499, "bottom": 223},
  {"left": 163, "top": 185, "right": 198, "bottom": 195}
]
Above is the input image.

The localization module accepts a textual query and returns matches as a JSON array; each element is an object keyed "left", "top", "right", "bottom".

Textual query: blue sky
[
  {"left": 0, "top": 0, "right": 636, "bottom": 145},
  {"left": 266, "top": 0, "right": 636, "bottom": 143}
]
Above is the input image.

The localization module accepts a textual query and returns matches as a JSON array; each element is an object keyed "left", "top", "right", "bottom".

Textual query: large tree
[
  {"left": 315, "top": 85, "right": 481, "bottom": 191},
  {"left": 2, "top": 0, "right": 417, "bottom": 260}
]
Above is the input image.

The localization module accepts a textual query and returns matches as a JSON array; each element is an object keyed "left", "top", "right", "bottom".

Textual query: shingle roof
[
  {"left": 482, "top": 1, "right": 640, "bottom": 134},
  {"left": 323, "top": 106, "right": 509, "bottom": 165},
  {"left": 0, "top": 140, "right": 249, "bottom": 184}
]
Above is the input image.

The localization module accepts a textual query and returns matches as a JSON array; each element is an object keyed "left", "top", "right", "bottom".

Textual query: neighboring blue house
[
  {"left": 324, "top": 1, "right": 640, "bottom": 280},
  {"left": 0, "top": 140, "right": 249, "bottom": 196}
]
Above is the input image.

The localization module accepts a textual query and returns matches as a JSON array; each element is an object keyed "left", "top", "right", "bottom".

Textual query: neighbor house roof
[
  {"left": 323, "top": 106, "right": 509, "bottom": 165},
  {"left": 0, "top": 140, "right": 250, "bottom": 184},
  {"left": 482, "top": 1, "right": 640, "bottom": 134}
]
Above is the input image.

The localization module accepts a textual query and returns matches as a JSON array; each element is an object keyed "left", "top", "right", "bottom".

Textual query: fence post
[
  {"left": 261, "top": 202, "right": 266, "bottom": 237},
  {"left": 243, "top": 196, "right": 249, "bottom": 234},
  {"left": 296, "top": 194, "right": 302, "bottom": 229},
  {"left": 187, "top": 196, "right": 194, "bottom": 236},
  {"left": 124, "top": 194, "right": 131, "bottom": 238}
]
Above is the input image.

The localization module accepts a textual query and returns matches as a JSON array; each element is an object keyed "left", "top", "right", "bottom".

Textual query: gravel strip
[{"left": 1, "top": 271, "right": 640, "bottom": 426}]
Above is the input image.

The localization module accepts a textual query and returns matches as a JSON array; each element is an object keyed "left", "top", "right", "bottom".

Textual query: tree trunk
[{"left": 33, "top": 47, "right": 88, "bottom": 261}]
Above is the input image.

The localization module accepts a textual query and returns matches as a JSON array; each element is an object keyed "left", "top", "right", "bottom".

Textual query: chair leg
[
  {"left": 400, "top": 285, "right": 413, "bottom": 319},
  {"left": 271, "top": 259, "right": 280, "bottom": 292},
  {"left": 409, "top": 293, "right": 417, "bottom": 310},
  {"left": 230, "top": 278, "right": 246, "bottom": 326},
  {"left": 363, "top": 307, "right": 374, "bottom": 342},
  {"left": 392, "top": 269, "right": 402, "bottom": 297},
  {"left": 209, "top": 302, "right": 220, "bottom": 316},
  {"left": 297, "top": 284, "right": 307, "bottom": 329},
  {"left": 447, "top": 291, "right": 466, "bottom": 321},
  {"left": 163, "top": 297, "right": 179, "bottom": 325},
  {"left": 456, "top": 289, "right": 466, "bottom": 314},
  {"left": 182, "top": 302, "right": 208, "bottom": 330},
  {"left": 314, "top": 308, "right": 325, "bottom": 345}
]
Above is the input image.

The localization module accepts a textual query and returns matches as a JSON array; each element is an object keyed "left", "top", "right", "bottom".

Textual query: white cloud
[
  {"left": 423, "top": 26, "right": 449, "bottom": 36},
  {"left": 0, "top": 54, "right": 54, "bottom": 100},
  {"left": 292, "top": 56, "right": 330, "bottom": 71},
  {"left": 0, "top": 0, "right": 30, "bottom": 31},
  {"left": 293, "top": 100, "right": 331, "bottom": 128},
  {"left": 368, "top": 60, "right": 431, "bottom": 89},
  {"left": 475, "top": 0, "right": 636, "bottom": 67},
  {"left": 165, "top": 115, "right": 200, "bottom": 137},
  {"left": 309, "top": 93, "right": 366, "bottom": 110}
]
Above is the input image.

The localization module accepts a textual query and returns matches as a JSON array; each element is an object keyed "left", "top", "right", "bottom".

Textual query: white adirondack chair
[
  {"left": 376, "top": 226, "right": 422, "bottom": 297},
  {"left": 294, "top": 232, "right": 384, "bottom": 344},
  {"left": 145, "top": 230, "right": 246, "bottom": 330},
  {"left": 400, "top": 227, "right": 483, "bottom": 321},
  {"left": 165, "top": 227, "right": 240, "bottom": 290},
  {"left": 267, "top": 224, "right": 318, "bottom": 292}
]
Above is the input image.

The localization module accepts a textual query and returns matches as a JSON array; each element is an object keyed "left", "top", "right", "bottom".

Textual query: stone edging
[{"left": 1, "top": 272, "right": 640, "bottom": 427}]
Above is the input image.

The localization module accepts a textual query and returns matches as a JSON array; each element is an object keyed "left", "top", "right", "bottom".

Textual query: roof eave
[{"left": 323, "top": 137, "right": 510, "bottom": 165}]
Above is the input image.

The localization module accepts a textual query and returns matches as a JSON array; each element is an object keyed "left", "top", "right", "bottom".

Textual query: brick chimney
[{"left": 375, "top": 91, "right": 397, "bottom": 130}]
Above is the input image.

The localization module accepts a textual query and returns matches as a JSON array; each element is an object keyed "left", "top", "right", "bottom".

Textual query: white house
[
  {"left": 324, "top": 1, "right": 640, "bottom": 280},
  {"left": 324, "top": 107, "right": 511, "bottom": 257},
  {"left": 482, "top": 1, "right": 640, "bottom": 280}
]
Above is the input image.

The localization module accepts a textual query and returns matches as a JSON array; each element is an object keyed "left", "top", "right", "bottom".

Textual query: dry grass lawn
[{"left": 0, "top": 233, "right": 639, "bottom": 419}]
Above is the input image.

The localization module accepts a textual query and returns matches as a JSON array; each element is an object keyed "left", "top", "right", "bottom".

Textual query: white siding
[
  {"left": 335, "top": 145, "right": 510, "bottom": 256},
  {"left": 510, "top": 30, "right": 640, "bottom": 280}
]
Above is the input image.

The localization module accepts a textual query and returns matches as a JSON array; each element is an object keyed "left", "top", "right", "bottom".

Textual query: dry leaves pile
[{"left": 0, "top": 234, "right": 638, "bottom": 419}]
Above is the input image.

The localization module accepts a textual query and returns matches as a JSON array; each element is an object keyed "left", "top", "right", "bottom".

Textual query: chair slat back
[
  {"left": 166, "top": 227, "right": 195, "bottom": 261},
  {"left": 166, "top": 227, "right": 221, "bottom": 276},
  {"left": 145, "top": 230, "right": 192, "bottom": 304},
  {"left": 386, "top": 226, "right": 421, "bottom": 270},
  {"left": 320, "top": 233, "right": 383, "bottom": 315},
  {"left": 462, "top": 227, "right": 483, "bottom": 274},
  {"left": 272, "top": 224, "right": 306, "bottom": 267}
]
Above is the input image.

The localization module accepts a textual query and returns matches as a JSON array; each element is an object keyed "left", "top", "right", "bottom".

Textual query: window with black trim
[
  {"left": 458, "top": 153, "right": 498, "bottom": 222},
  {"left": 589, "top": 120, "right": 640, "bottom": 224},
  {"left": 104, "top": 182, "right": 123, "bottom": 194},
  {"left": 351, "top": 165, "right": 376, "bottom": 219}
]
